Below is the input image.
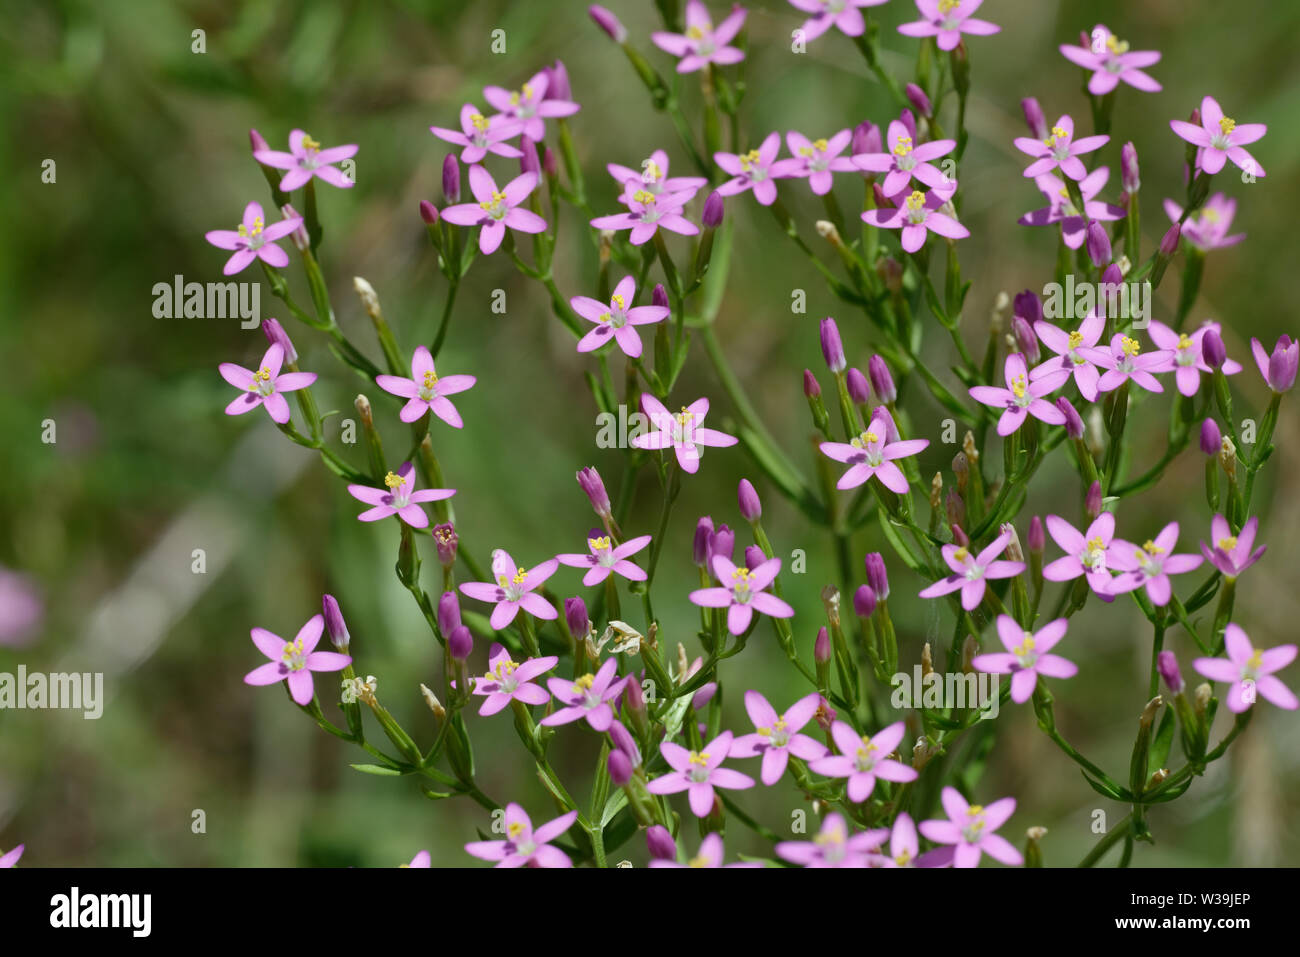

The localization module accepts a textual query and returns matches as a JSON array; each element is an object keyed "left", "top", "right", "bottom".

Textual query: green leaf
[
  {"left": 877, "top": 511, "right": 927, "bottom": 575},
  {"left": 1144, "top": 776, "right": 1194, "bottom": 804},
  {"left": 350, "top": 763, "right": 403, "bottom": 776},
  {"left": 1081, "top": 770, "right": 1133, "bottom": 802},
  {"left": 600, "top": 789, "right": 629, "bottom": 828},
  {"left": 1149, "top": 707, "right": 1175, "bottom": 774}
]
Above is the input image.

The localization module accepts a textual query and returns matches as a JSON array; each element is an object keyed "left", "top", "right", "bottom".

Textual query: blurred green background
[{"left": 1, "top": 0, "right": 1297, "bottom": 867}]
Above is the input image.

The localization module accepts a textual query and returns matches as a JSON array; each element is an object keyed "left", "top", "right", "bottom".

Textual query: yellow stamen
[
  {"left": 1011, "top": 374, "right": 1028, "bottom": 400},
  {"left": 1121, "top": 336, "right": 1141, "bottom": 357},
  {"left": 905, "top": 189, "right": 926, "bottom": 211},
  {"left": 1068, "top": 330, "right": 1084, "bottom": 349},
  {"left": 1177, "top": 334, "right": 1192, "bottom": 350},
  {"left": 423, "top": 370, "right": 438, "bottom": 388},
  {"left": 812, "top": 138, "right": 828, "bottom": 152},
  {"left": 611, "top": 294, "right": 625, "bottom": 310},
  {"left": 384, "top": 470, "right": 406, "bottom": 489},
  {"left": 588, "top": 536, "right": 611, "bottom": 551},
  {"left": 512, "top": 566, "right": 528, "bottom": 585},
  {"left": 470, "top": 112, "right": 489, "bottom": 132},
  {"left": 1014, "top": 634, "right": 1037, "bottom": 657},
  {"left": 893, "top": 135, "right": 913, "bottom": 157},
  {"left": 953, "top": 547, "right": 969, "bottom": 563},
  {"left": 633, "top": 189, "right": 657, "bottom": 205},
  {"left": 738, "top": 149, "right": 762, "bottom": 172},
  {"left": 1219, "top": 117, "right": 1236, "bottom": 136},
  {"left": 732, "top": 567, "right": 753, "bottom": 582},
  {"left": 507, "top": 821, "right": 525, "bottom": 839},
  {"left": 302, "top": 134, "right": 321, "bottom": 152},
  {"left": 1105, "top": 35, "right": 1130, "bottom": 55},
  {"left": 572, "top": 674, "right": 595, "bottom": 693},
  {"left": 1217, "top": 536, "right": 1237, "bottom": 551},
  {"left": 938, "top": 0, "right": 960, "bottom": 12},
  {"left": 1246, "top": 648, "right": 1264, "bottom": 670},
  {"left": 478, "top": 189, "right": 507, "bottom": 211},
  {"left": 687, "top": 750, "right": 710, "bottom": 766}
]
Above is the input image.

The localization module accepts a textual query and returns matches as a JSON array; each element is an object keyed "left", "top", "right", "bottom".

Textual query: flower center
[
  {"left": 1010, "top": 374, "right": 1030, "bottom": 405},
  {"left": 478, "top": 190, "right": 508, "bottom": 220},
  {"left": 1243, "top": 648, "right": 1263, "bottom": 680},
  {"left": 281, "top": 637, "right": 308, "bottom": 671},
  {"left": 1105, "top": 34, "right": 1130, "bottom": 56},
  {"left": 1217, "top": 536, "right": 1237, "bottom": 552},
  {"left": 419, "top": 369, "right": 439, "bottom": 400},
  {"left": 490, "top": 657, "right": 519, "bottom": 691},
  {"left": 731, "top": 566, "right": 754, "bottom": 603},
  {"left": 961, "top": 805, "right": 987, "bottom": 843},
  {"left": 470, "top": 112, "right": 490, "bottom": 132},
  {"left": 905, "top": 190, "right": 928, "bottom": 224},
  {"left": 855, "top": 735, "right": 879, "bottom": 772},
  {"left": 1045, "top": 126, "right": 1072, "bottom": 160},
  {"left": 1135, "top": 540, "right": 1165, "bottom": 574},
  {"left": 248, "top": 365, "right": 275, "bottom": 395},
  {"left": 237, "top": 216, "right": 266, "bottom": 248},
  {"left": 383, "top": 470, "right": 410, "bottom": 507},
  {"left": 589, "top": 536, "right": 615, "bottom": 566},
  {"left": 1013, "top": 633, "right": 1038, "bottom": 668},
  {"left": 1082, "top": 536, "right": 1107, "bottom": 570},
  {"left": 756, "top": 717, "right": 790, "bottom": 748},
  {"left": 687, "top": 750, "right": 711, "bottom": 783}
]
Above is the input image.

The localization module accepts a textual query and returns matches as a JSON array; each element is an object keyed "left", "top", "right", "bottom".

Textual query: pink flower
[
  {"left": 1015, "top": 115, "right": 1109, "bottom": 182},
  {"left": 862, "top": 188, "right": 968, "bottom": 253},
  {"left": 715, "top": 132, "right": 795, "bottom": 207},
  {"left": 0, "top": 844, "right": 24, "bottom": 868},
  {"left": 897, "top": 0, "right": 1000, "bottom": 52},
  {"left": 1019, "top": 168, "right": 1124, "bottom": 250},
  {"left": 729, "top": 691, "right": 828, "bottom": 785},
  {"left": 969, "top": 353, "right": 1067, "bottom": 436},
  {"left": 570, "top": 276, "right": 669, "bottom": 358},
  {"left": 1146, "top": 320, "right": 1240, "bottom": 397},
  {"left": 972, "top": 615, "right": 1078, "bottom": 703},
  {"left": 631, "top": 395, "right": 738, "bottom": 474},
  {"left": 776, "top": 813, "right": 886, "bottom": 868},
  {"left": 919, "top": 530, "right": 1025, "bottom": 611},
  {"left": 219, "top": 342, "right": 316, "bottom": 425},
  {"left": 690, "top": 555, "right": 794, "bottom": 635},
  {"left": 652, "top": 2, "right": 747, "bottom": 73},
  {"left": 646, "top": 730, "right": 755, "bottom": 817},
  {"left": 346, "top": 461, "right": 455, "bottom": 529},
  {"left": 1194, "top": 625, "right": 1297, "bottom": 713},
  {"left": 205, "top": 201, "right": 304, "bottom": 275},
  {"left": 919, "top": 787, "right": 1023, "bottom": 868},
  {"left": 472, "top": 643, "right": 558, "bottom": 716},
  {"left": 608, "top": 149, "right": 707, "bottom": 205},
  {"left": 243, "top": 613, "right": 352, "bottom": 706},
  {"left": 1200, "top": 515, "right": 1266, "bottom": 580},
  {"left": 1250, "top": 336, "right": 1298, "bottom": 394},
  {"left": 540, "top": 657, "right": 629, "bottom": 731},
  {"left": 789, "top": 0, "right": 888, "bottom": 41},
  {"left": 403, "top": 851, "right": 431, "bottom": 868},
  {"left": 459, "top": 549, "right": 559, "bottom": 629},
  {"left": 374, "top": 345, "right": 477, "bottom": 427},
  {"left": 430, "top": 103, "right": 523, "bottom": 164},
  {"left": 464, "top": 804, "right": 578, "bottom": 867},
  {"left": 254, "top": 130, "right": 358, "bottom": 191},
  {"left": 1104, "top": 522, "right": 1203, "bottom": 606},
  {"left": 1059, "top": 25, "right": 1161, "bottom": 96},
  {"left": 867, "top": 813, "right": 953, "bottom": 868},
  {"left": 818, "top": 411, "right": 929, "bottom": 491},
  {"left": 590, "top": 189, "right": 699, "bottom": 245},
  {"left": 1081, "top": 332, "right": 1169, "bottom": 395},
  {"left": 557, "top": 531, "right": 652, "bottom": 586},
  {"left": 853, "top": 120, "right": 956, "bottom": 197},
  {"left": 1042, "top": 512, "right": 1119, "bottom": 597},
  {"left": 1170, "top": 96, "right": 1266, "bottom": 178},
  {"left": 1163, "top": 194, "right": 1245, "bottom": 251},
  {"left": 440, "top": 166, "right": 546, "bottom": 254},
  {"left": 1030, "top": 312, "right": 1106, "bottom": 401},
  {"left": 809, "top": 720, "right": 917, "bottom": 802},
  {"left": 648, "top": 832, "right": 763, "bottom": 867},
  {"left": 482, "top": 71, "right": 579, "bottom": 142},
  {"left": 782, "top": 130, "right": 858, "bottom": 195}
]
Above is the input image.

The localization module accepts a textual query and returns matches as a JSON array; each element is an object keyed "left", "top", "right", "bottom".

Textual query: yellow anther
[
  {"left": 687, "top": 25, "right": 706, "bottom": 40},
  {"left": 967, "top": 804, "right": 984, "bottom": 816},
  {"left": 905, "top": 190, "right": 926, "bottom": 211},
  {"left": 892, "top": 135, "right": 913, "bottom": 157},
  {"left": 512, "top": 566, "right": 528, "bottom": 585},
  {"left": 588, "top": 536, "right": 611, "bottom": 551},
  {"left": 470, "top": 112, "right": 489, "bottom": 132},
  {"left": 1177, "top": 334, "right": 1192, "bottom": 350},
  {"left": 688, "top": 854, "right": 710, "bottom": 867},
  {"left": 895, "top": 849, "right": 912, "bottom": 866},
  {"left": 644, "top": 160, "right": 661, "bottom": 181},
  {"left": 1217, "top": 536, "right": 1237, "bottom": 551},
  {"left": 633, "top": 189, "right": 657, "bottom": 205},
  {"left": 1121, "top": 336, "right": 1141, "bottom": 357},
  {"left": 676, "top": 406, "right": 695, "bottom": 425},
  {"left": 572, "top": 674, "right": 595, "bottom": 692},
  {"left": 732, "top": 567, "right": 753, "bottom": 581},
  {"left": 756, "top": 726, "right": 771, "bottom": 737},
  {"left": 302, "top": 134, "right": 321, "bottom": 151},
  {"left": 812, "top": 138, "right": 828, "bottom": 152},
  {"left": 1219, "top": 117, "right": 1236, "bottom": 136},
  {"left": 687, "top": 750, "right": 710, "bottom": 766},
  {"left": 1203, "top": 207, "right": 1221, "bottom": 223},
  {"left": 738, "top": 149, "right": 762, "bottom": 172},
  {"left": 938, "top": 0, "right": 960, "bottom": 12},
  {"left": 280, "top": 637, "right": 304, "bottom": 661},
  {"left": 1246, "top": 648, "right": 1263, "bottom": 670},
  {"left": 1011, "top": 374, "right": 1028, "bottom": 399},
  {"left": 1014, "top": 634, "right": 1037, "bottom": 657},
  {"left": 953, "top": 547, "right": 969, "bottom": 563},
  {"left": 479, "top": 190, "right": 507, "bottom": 211},
  {"left": 492, "top": 658, "right": 519, "bottom": 680},
  {"left": 507, "top": 821, "right": 525, "bottom": 838},
  {"left": 862, "top": 430, "right": 880, "bottom": 445},
  {"left": 1105, "top": 35, "right": 1130, "bottom": 55},
  {"left": 252, "top": 366, "right": 272, "bottom": 382},
  {"left": 384, "top": 471, "right": 406, "bottom": 489},
  {"left": 423, "top": 370, "right": 438, "bottom": 387},
  {"left": 1068, "top": 330, "right": 1084, "bottom": 349},
  {"left": 611, "top": 294, "right": 625, "bottom": 310}
]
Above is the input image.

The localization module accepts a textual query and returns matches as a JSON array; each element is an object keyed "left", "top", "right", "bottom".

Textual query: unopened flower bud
[
  {"left": 868, "top": 354, "right": 896, "bottom": 404},
  {"left": 442, "top": 154, "right": 460, "bottom": 204},
  {"left": 945, "top": 487, "right": 966, "bottom": 527},
  {"left": 847, "top": 367, "right": 871, "bottom": 404},
  {"left": 852, "top": 119, "right": 881, "bottom": 156},
  {"left": 952, "top": 451, "right": 969, "bottom": 491},
  {"left": 710, "top": 524, "right": 735, "bottom": 564},
  {"left": 448, "top": 625, "right": 473, "bottom": 661},
  {"left": 438, "top": 591, "right": 461, "bottom": 636},
  {"left": 814, "top": 695, "right": 837, "bottom": 731},
  {"left": 853, "top": 585, "right": 876, "bottom": 619},
  {"left": 1085, "top": 480, "right": 1103, "bottom": 520},
  {"left": 1027, "top": 515, "right": 1045, "bottom": 555},
  {"left": 744, "top": 546, "right": 765, "bottom": 570},
  {"left": 1160, "top": 222, "right": 1181, "bottom": 256},
  {"left": 262, "top": 317, "right": 298, "bottom": 364},
  {"left": 565, "top": 596, "right": 591, "bottom": 639},
  {"left": 609, "top": 720, "right": 641, "bottom": 767},
  {"left": 249, "top": 128, "right": 270, "bottom": 154},
  {"left": 542, "top": 146, "right": 558, "bottom": 179},
  {"left": 803, "top": 368, "right": 821, "bottom": 398},
  {"left": 1201, "top": 328, "right": 1226, "bottom": 370},
  {"left": 607, "top": 749, "right": 633, "bottom": 786},
  {"left": 737, "top": 479, "right": 762, "bottom": 521},
  {"left": 1012, "top": 316, "right": 1040, "bottom": 363},
  {"left": 950, "top": 524, "right": 970, "bottom": 548},
  {"left": 864, "top": 552, "right": 889, "bottom": 600},
  {"left": 702, "top": 190, "right": 724, "bottom": 228},
  {"left": 898, "top": 108, "right": 916, "bottom": 140},
  {"left": 1121, "top": 142, "right": 1140, "bottom": 194},
  {"left": 820, "top": 317, "right": 846, "bottom": 373},
  {"left": 1086, "top": 221, "right": 1111, "bottom": 267},
  {"left": 1199, "top": 418, "right": 1222, "bottom": 456},
  {"left": 645, "top": 825, "right": 676, "bottom": 861},
  {"left": 1020, "top": 97, "right": 1047, "bottom": 138},
  {"left": 693, "top": 517, "right": 715, "bottom": 567},
  {"left": 577, "top": 466, "right": 612, "bottom": 519},
  {"left": 814, "top": 627, "right": 831, "bottom": 664},
  {"left": 1157, "top": 650, "right": 1184, "bottom": 694},
  {"left": 322, "top": 594, "right": 350, "bottom": 651},
  {"left": 280, "top": 203, "right": 309, "bottom": 251},
  {"left": 905, "top": 82, "right": 932, "bottom": 117},
  {"left": 547, "top": 60, "right": 571, "bottom": 101},
  {"left": 419, "top": 199, "right": 439, "bottom": 225},
  {"left": 520, "top": 137, "right": 540, "bottom": 176},
  {"left": 1058, "top": 397, "right": 1084, "bottom": 439},
  {"left": 589, "top": 4, "right": 629, "bottom": 43}
]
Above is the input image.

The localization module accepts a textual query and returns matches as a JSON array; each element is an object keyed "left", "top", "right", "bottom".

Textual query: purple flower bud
[
  {"left": 652, "top": 283, "right": 670, "bottom": 310},
  {"left": 1085, "top": 480, "right": 1103, "bottom": 520},
  {"left": 607, "top": 749, "right": 633, "bottom": 786},
  {"left": 852, "top": 120, "right": 882, "bottom": 157},
  {"left": 448, "top": 625, "right": 473, "bottom": 662},
  {"left": 322, "top": 594, "right": 350, "bottom": 651},
  {"left": 564, "top": 596, "right": 590, "bottom": 639},
  {"left": 873, "top": 404, "right": 900, "bottom": 443},
  {"left": 737, "top": 479, "right": 762, "bottom": 521},
  {"left": 542, "top": 146, "right": 558, "bottom": 179},
  {"left": 590, "top": 4, "right": 628, "bottom": 43},
  {"left": 646, "top": 825, "right": 677, "bottom": 861},
  {"left": 1085, "top": 221, "right": 1111, "bottom": 267},
  {"left": 249, "top": 128, "right": 270, "bottom": 155},
  {"left": 905, "top": 83, "right": 932, "bottom": 117},
  {"left": 442, "top": 154, "right": 460, "bottom": 204},
  {"left": 1258, "top": 335, "right": 1298, "bottom": 393},
  {"left": 853, "top": 585, "right": 876, "bottom": 618},
  {"left": 419, "top": 199, "right": 439, "bottom": 225},
  {"left": 261, "top": 317, "right": 298, "bottom": 364},
  {"left": 1057, "top": 396, "right": 1084, "bottom": 439},
  {"left": 814, "top": 695, "right": 837, "bottom": 732},
  {"left": 1027, "top": 515, "right": 1045, "bottom": 554},
  {"left": 898, "top": 108, "right": 917, "bottom": 140},
  {"left": 867, "top": 355, "right": 896, "bottom": 404},
  {"left": 609, "top": 720, "right": 641, "bottom": 766},
  {"left": 1160, "top": 222, "right": 1181, "bottom": 256},
  {"left": 438, "top": 591, "right": 461, "bottom": 637},
  {"left": 1121, "top": 142, "right": 1140, "bottom": 194},
  {"left": 1021, "top": 98, "right": 1047, "bottom": 139},
  {"left": 624, "top": 674, "right": 645, "bottom": 713},
  {"left": 945, "top": 488, "right": 965, "bottom": 528},
  {"left": 846, "top": 367, "right": 871, "bottom": 404},
  {"left": 1012, "top": 316, "right": 1040, "bottom": 363},
  {"left": 864, "top": 552, "right": 889, "bottom": 600},
  {"left": 950, "top": 524, "right": 970, "bottom": 548},
  {"left": 820, "top": 317, "right": 847, "bottom": 373},
  {"left": 280, "top": 203, "right": 309, "bottom": 252},
  {"left": 878, "top": 256, "right": 903, "bottom": 293},
  {"left": 803, "top": 369, "right": 822, "bottom": 399},
  {"left": 433, "top": 522, "right": 458, "bottom": 568},
  {"left": 871, "top": 182, "right": 891, "bottom": 209},
  {"left": 692, "top": 681, "right": 717, "bottom": 711},
  {"left": 1156, "top": 650, "right": 1184, "bottom": 694},
  {"left": 1013, "top": 289, "right": 1042, "bottom": 326},
  {"left": 520, "top": 137, "right": 540, "bottom": 176},
  {"left": 693, "top": 516, "right": 715, "bottom": 567},
  {"left": 710, "top": 524, "right": 735, "bottom": 564},
  {"left": 702, "top": 190, "right": 724, "bottom": 228},
  {"left": 814, "top": 627, "right": 831, "bottom": 664},
  {"left": 547, "top": 60, "right": 571, "bottom": 101},
  {"left": 744, "top": 546, "right": 765, "bottom": 570},
  {"left": 1099, "top": 263, "right": 1123, "bottom": 301},
  {"left": 1202, "top": 328, "right": 1226, "bottom": 370},
  {"left": 577, "top": 466, "right": 612, "bottom": 519},
  {"left": 1200, "top": 418, "right": 1222, "bottom": 456}
]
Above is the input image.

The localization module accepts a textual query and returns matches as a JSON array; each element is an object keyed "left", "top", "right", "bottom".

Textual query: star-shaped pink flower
[
  {"left": 430, "top": 103, "right": 523, "bottom": 164},
  {"left": 346, "top": 461, "right": 455, "bottom": 529},
  {"left": 919, "top": 530, "right": 1025, "bottom": 611},
  {"left": 897, "top": 0, "right": 1000, "bottom": 52},
  {"left": 1059, "top": 25, "right": 1161, "bottom": 96},
  {"left": 1170, "top": 96, "right": 1266, "bottom": 177},
  {"left": 809, "top": 720, "right": 918, "bottom": 802},
  {"left": 459, "top": 548, "right": 559, "bottom": 629},
  {"left": 646, "top": 730, "right": 755, "bottom": 817},
  {"left": 652, "top": 2, "right": 747, "bottom": 73},
  {"left": 972, "top": 615, "right": 1078, "bottom": 703},
  {"left": 631, "top": 395, "right": 737, "bottom": 474},
  {"left": 253, "top": 129, "right": 358, "bottom": 191},
  {"left": 853, "top": 120, "right": 957, "bottom": 196},
  {"left": 440, "top": 166, "right": 546, "bottom": 254},
  {"left": 243, "top": 613, "right": 352, "bottom": 706},
  {"left": 375, "top": 345, "right": 477, "bottom": 427},
  {"left": 557, "top": 531, "right": 652, "bottom": 587},
  {"left": 219, "top": 342, "right": 316, "bottom": 425},
  {"left": 1194, "top": 625, "right": 1296, "bottom": 714},
  {"left": 969, "top": 353, "right": 1067, "bottom": 436},
  {"left": 1015, "top": 114, "right": 1109, "bottom": 182},
  {"left": 818, "top": 411, "right": 929, "bottom": 491},
  {"left": 571, "top": 276, "right": 669, "bottom": 358},
  {"left": 729, "top": 691, "right": 828, "bottom": 785},
  {"left": 205, "top": 201, "right": 303, "bottom": 275}
]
